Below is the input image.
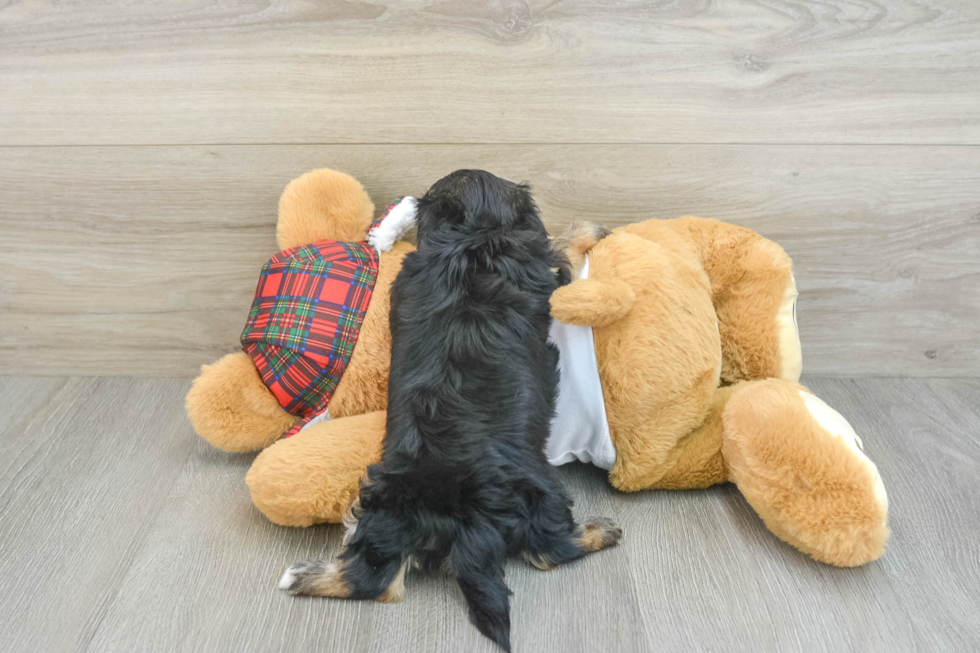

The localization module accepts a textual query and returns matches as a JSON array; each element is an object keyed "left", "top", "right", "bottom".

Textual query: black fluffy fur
[{"left": 284, "top": 170, "right": 622, "bottom": 652}]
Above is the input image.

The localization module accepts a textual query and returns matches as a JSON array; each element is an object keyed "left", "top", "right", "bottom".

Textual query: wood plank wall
[{"left": 1, "top": 1, "right": 978, "bottom": 376}]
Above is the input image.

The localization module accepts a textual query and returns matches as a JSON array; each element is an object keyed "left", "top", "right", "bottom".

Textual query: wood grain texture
[
  {"left": 0, "top": 377, "right": 977, "bottom": 652},
  {"left": 613, "top": 376, "right": 980, "bottom": 652},
  {"left": 86, "top": 433, "right": 649, "bottom": 653},
  {"left": 0, "top": 377, "right": 194, "bottom": 652},
  {"left": 1, "top": 144, "right": 977, "bottom": 376},
  {"left": 1, "top": 0, "right": 978, "bottom": 145},
  {"left": 804, "top": 377, "right": 980, "bottom": 650},
  {"left": 0, "top": 377, "right": 64, "bottom": 436}
]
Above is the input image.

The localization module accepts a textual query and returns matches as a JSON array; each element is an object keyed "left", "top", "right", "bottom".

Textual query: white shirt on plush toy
[{"left": 546, "top": 255, "right": 616, "bottom": 471}]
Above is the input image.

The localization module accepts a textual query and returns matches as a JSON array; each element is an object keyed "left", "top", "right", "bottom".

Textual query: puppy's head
[{"left": 415, "top": 170, "right": 547, "bottom": 248}]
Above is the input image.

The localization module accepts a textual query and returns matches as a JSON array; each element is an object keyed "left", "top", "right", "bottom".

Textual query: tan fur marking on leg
[
  {"left": 281, "top": 559, "right": 351, "bottom": 598},
  {"left": 575, "top": 518, "right": 623, "bottom": 552},
  {"left": 308, "top": 565, "right": 350, "bottom": 597},
  {"left": 522, "top": 552, "right": 556, "bottom": 571},
  {"left": 377, "top": 560, "right": 408, "bottom": 603}
]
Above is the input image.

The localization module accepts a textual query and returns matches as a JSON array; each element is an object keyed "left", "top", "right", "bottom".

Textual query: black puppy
[{"left": 279, "top": 170, "right": 622, "bottom": 651}]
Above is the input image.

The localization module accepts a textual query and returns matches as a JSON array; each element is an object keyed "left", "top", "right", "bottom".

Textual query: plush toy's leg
[
  {"left": 675, "top": 216, "right": 802, "bottom": 383},
  {"left": 607, "top": 385, "right": 733, "bottom": 492},
  {"left": 721, "top": 379, "right": 889, "bottom": 567},
  {"left": 246, "top": 411, "right": 386, "bottom": 527},
  {"left": 186, "top": 352, "right": 297, "bottom": 453}
]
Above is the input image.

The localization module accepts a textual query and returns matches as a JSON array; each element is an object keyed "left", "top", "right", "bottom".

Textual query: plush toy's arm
[
  {"left": 186, "top": 352, "right": 297, "bottom": 452},
  {"left": 550, "top": 278, "right": 635, "bottom": 327}
]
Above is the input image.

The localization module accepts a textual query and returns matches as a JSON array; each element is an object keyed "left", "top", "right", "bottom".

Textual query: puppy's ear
[
  {"left": 415, "top": 190, "right": 465, "bottom": 244},
  {"left": 418, "top": 190, "right": 465, "bottom": 223},
  {"left": 509, "top": 182, "right": 535, "bottom": 218}
]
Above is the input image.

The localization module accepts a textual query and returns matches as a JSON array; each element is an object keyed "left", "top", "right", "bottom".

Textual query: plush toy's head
[
  {"left": 186, "top": 169, "right": 416, "bottom": 452},
  {"left": 276, "top": 169, "right": 376, "bottom": 249}
]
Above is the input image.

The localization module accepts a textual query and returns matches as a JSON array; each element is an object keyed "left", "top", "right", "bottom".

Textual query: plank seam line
[{"left": 1, "top": 142, "right": 980, "bottom": 149}]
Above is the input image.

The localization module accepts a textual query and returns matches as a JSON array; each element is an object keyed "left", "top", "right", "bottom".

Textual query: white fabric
[
  {"left": 366, "top": 196, "right": 417, "bottom": 253},
  {"left": 546, "top": 256, "right": 616, "bottom": 470},
  {"left": 298, "top": 408, "right": 331, "bottom": 433}
]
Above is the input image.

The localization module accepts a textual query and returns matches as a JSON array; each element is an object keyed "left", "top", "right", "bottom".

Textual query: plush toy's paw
[
  {"left": 186, "top": 352, "right": 296, "bottom": 453},
  {"left": 246, "top": 411, "right": 386, "bottom": 527},
  {"left": 277, "top": 168, "right": 375, "bottom": 250},
  {"left": 550, "top": 278, "right": 635, "bottom": 327},
  {"left": 722, "top": 379, "right": 889, "bottom": 567}
]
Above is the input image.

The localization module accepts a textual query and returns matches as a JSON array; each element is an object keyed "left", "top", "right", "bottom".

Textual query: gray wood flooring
[{"left": 1, "top": 377, "right": 977, "bottom": 652}]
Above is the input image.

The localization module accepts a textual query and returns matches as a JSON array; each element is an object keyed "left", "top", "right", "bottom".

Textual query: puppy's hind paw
[
  {"left": 278, "top": 559, "right": 323, "bottom": 592},
  {"left": 278, "top": 569, "right": 296, "bottom": 591},
  {"left": 278, "top": 559, "right": 349, "bottom": 597},
  {"left": 577, "top": 517, "right": 623, "bottom": 552}
]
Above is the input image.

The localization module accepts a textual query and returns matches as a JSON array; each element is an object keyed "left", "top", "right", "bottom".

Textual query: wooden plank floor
[{"left": 1, "top": 377, "right": 977, "bottom": 652}]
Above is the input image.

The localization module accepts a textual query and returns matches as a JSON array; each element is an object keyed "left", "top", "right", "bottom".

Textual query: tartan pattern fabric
[
  {"left": 242, "top": 241, "right": 379, "bottom": 438},
  {"left": 241, "top": 198, "right": 407, "bottom": 438}
]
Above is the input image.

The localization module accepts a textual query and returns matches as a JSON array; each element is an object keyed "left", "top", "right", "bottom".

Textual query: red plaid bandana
[{"left": 241, "top": 200, "right": 404, "bottom": 438}]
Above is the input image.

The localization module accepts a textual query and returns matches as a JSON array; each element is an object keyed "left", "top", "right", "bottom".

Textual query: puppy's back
[
  {"left": 385, "top": 171, "right": 566, "bottom": 462},
  {"left": 279, "top": 173, "right": 622, "bottom": 653}
]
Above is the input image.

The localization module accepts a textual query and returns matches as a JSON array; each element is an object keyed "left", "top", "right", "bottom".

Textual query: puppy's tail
[
  {"left": 456, "top": 565, "right": 512, "bottom": 651},
  {"left": 452, "top": 528, "right": 513, "bottom": 652}
]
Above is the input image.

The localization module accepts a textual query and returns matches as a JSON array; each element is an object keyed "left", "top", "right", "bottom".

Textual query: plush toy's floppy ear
[
  {"left": 367, "top": 196, "right": 417, "bottom": 253},
  {"left": 550, "top": 277, "right": 635, "bottom": 327}
]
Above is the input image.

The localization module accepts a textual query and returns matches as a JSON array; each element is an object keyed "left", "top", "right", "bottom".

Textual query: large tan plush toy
[{"left": 186, "top": 169, "right": 889, "bottom": 568}]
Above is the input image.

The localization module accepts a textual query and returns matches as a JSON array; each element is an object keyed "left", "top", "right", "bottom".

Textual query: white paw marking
[{"left": 278, "top": 566, "right": 298, "bottom": 590}]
